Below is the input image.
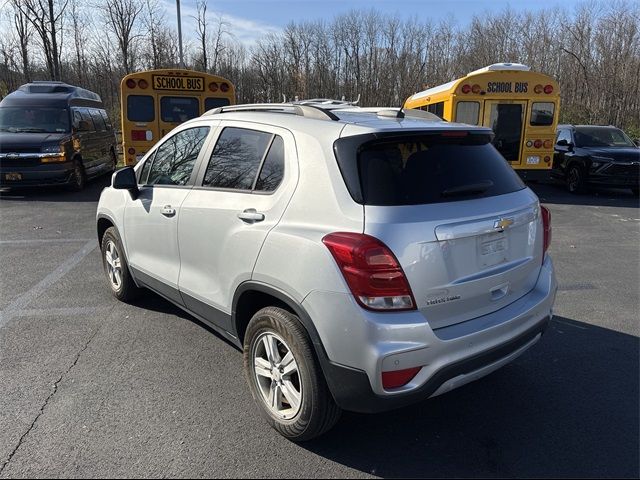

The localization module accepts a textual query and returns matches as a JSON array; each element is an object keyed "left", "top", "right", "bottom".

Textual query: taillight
[
  {"left": 382, "top": 367, "right": 422, "bottom": 389},
  {"left": 544, "top": 84, "right": 554, "bottom": 94},
  {"left": 126, "top": 78, "right": 137, "bottom": 89},
  {"left": 131, "top": 130, "right": 146, "bottom": 141},
  {"left": 220, "top": 82, "right": 230, "bottom": 92},
  {"left": 461, "top": 84, "right": 471, "bottom": 94},
  {"left": 127, "top": 147, "right": 135, "bottom": 155},
  {"left": 541, "top": 205, "right": 552, "bottom": 256},
  {"left": 543, "top": 139, "right": 553, "bottom": 149},
  {"left": 534, "top": 139, "right": 542, "bottom": 148},
  {"left": 322, "top": 232, "right": 416, "bottom": 311}
]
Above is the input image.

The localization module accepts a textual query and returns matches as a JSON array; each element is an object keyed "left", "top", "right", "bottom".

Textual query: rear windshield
[{"left": 341, "top": 133, "right": 525, "bottom": 206}]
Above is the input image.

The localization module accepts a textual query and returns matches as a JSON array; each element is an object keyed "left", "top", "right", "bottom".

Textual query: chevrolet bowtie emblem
[{"left": 494, "top": 218, "right": 514, "bottom": 230}]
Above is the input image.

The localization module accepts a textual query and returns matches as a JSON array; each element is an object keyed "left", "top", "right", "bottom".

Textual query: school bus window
[
  {"left": 456, "top": 101, "right": 480, "bottom": 125},
  {"left": 127, "top": 95, "right": 154, "bottom": 122},
  {"left": 530, "top": 102, "right": 555, "bottom": 126},
  {"left": 160, "top": 96, "right": 199, "bottom": 123},
  {"left": 205, "top": 97, "right": 231, "bottom": 111},
  {"left": 427, "top": 102, "right": 444, "bottom": 119}
]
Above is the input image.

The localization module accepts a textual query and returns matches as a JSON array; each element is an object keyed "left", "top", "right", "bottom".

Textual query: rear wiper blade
[{"left": 441, "top": 180, "right": 494, "bottom": 197}]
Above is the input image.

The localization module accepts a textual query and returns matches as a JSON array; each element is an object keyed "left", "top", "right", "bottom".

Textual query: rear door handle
[
  {"left": 237, "top": 208, "right": 265, "bottom": 223},
  {"left": 161, "top": 205, "right": 176, "bottom": 217}
]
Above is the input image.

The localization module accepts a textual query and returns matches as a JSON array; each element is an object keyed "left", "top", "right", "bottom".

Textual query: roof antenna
[
  {"left": 397, "top": 95, "right": 407, "bottom": 119},
  {"left": 352, "top": 94, "right": 361, "bottom": 105},
  {"left": 282, "top": 93, "right": 287, "bottom": 103}
]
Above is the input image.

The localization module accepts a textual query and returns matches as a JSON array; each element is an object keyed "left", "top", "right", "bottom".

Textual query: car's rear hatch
[{"left": 334, "top": 128, "right": 544, "bottom": 330}]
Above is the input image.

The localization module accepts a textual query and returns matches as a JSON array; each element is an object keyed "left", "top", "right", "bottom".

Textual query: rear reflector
[
  {"left": 322, "top": 232, "right": 416, "bottom": 311},
  {"left": 382, "top": 367, "right": 421, "bottom": 389}
]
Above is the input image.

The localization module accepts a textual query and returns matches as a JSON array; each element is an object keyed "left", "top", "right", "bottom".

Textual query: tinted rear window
[{"left": 349, "top": 134, "right": 525, "bottom": 206}]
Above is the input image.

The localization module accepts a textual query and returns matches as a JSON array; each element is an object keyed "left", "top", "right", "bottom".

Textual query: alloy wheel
[
  {"left": 104, "top": 240, "right": 122, "bottom": 290},
  {"left": 252, "top": 332, "right": 303, "bottom": 420}
]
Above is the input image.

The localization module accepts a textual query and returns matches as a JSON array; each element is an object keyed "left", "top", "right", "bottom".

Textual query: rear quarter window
[{"left": 336, "top": 133, "right": 525, "bottom": 206}]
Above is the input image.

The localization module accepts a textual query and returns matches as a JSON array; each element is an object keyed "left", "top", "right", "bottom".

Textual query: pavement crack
[{"left": 0, "top": 324, "right": 101, "bottom": 475}]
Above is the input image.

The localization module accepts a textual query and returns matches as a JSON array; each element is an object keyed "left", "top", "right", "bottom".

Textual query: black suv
[
  {"left": 0, "top": 81, "right": 118, "bottom": 190},
  {"left": 552, "top": 124, "right": 640, "bottom": 195}
]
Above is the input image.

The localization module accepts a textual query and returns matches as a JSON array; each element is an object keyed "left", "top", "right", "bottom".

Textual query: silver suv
[{"left": 97, "top": 101, "right": 557, "bottom": 440}]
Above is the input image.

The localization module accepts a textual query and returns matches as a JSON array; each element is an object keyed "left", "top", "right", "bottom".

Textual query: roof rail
[
  {"left": 205, "top": 103, "right": 340, "bottom": 121},
  {"left": 339, "top": 106, "right": 443, "bottom": 121}
]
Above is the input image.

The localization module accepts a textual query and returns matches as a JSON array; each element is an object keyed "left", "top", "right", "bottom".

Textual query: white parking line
[
  {"left": 0, "top": 239, "right": 93, "bottom": 245},
  {"left": 0, "top": 239, "right": 98, "bottom": 330},
  {"left": 11, "top": 307, "right": 105, "bottom": 317}
]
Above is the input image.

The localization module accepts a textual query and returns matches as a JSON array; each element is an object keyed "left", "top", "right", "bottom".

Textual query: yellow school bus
[
  {"left": 120, "top": 69, "right": 235, "bottom": 165},
  {"left": 405, "top": 63, "right": 560, "bottom": 180}
]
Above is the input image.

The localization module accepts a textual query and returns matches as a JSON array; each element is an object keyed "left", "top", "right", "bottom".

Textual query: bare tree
[
  {"left": 12, "top": 2, "right": 33, "bottom": 82},
  {"left": 100, "top": 0, "right": 144, "bottom": 74},
  {"left": 15, "top": 0, "right": 68, "bottom": 80}
]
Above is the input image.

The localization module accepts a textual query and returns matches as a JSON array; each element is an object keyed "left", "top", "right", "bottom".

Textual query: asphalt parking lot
[{"left": 0, "top": 177, "right": 638, "bottom": 478}]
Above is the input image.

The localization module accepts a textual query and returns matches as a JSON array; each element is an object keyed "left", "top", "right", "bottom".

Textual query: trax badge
[{"left": 494, "top": 218, "right": 514, "bottom": 230}]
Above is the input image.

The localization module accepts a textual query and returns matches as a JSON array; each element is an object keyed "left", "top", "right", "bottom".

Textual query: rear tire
[
  {"left": 243, "top": 307, "right": 341, "bottom": 441},
  {"left": 101, "top": 226, "right": 141, "bottom": 302},
  {"left": 68, "top": 159, "right": 86, "bottom": 191},
  {"left": 110, "top": 149, "right": 118, "bottom": 172},
  {"left": 566, "top": 164, "right": 587, "bottom": 194}
]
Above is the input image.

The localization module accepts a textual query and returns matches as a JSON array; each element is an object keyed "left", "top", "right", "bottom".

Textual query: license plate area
[
  {"left": 5, "top": 173, "right": 22, "bottom": 181},
  {"left": 478, "top": 231, "right": 509, "bottom": 268}
]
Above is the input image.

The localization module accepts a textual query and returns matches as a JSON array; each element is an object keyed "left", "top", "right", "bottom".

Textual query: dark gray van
[{"left": 0, "top": 81, "right": 118, "bottom": 190}]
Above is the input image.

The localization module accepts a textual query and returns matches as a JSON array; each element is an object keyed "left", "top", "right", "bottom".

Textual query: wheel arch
[{"left": 232, "top": 282, "right": 328, "bottom": 359}]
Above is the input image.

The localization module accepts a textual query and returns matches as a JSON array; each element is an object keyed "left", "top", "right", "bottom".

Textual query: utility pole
[{"left": 176, "top": 0, "right": 185, "bottom": 69}]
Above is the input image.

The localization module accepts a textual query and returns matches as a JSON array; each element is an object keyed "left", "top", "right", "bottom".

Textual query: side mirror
[{"left": 112, "top": 166, "right": 139, "bottom": 199}]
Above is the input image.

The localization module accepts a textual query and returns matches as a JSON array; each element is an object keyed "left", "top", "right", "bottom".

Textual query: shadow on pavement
[
  {"left": 130, "top": 293, "right": 241, "bottom": 351},
  {"left": 0, "top": 176, "right": 110, "bottom": 203},
  {"left": 301, "top": 316, "right": 639, "bottom": 478},
  {"left": 130, "top": 290, "right": 640, "bottom": 477},
  {"left": 529, "top": 181, "right": 639, "bottom": 208}
]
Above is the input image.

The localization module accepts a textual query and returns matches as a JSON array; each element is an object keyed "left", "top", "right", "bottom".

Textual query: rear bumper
[
  {"left": 516, "top": 169, "right": 552, "bottom": 182},
  {"left": 0, "top": 162, "right": 75, "bottom": 187},
  {"left": 304, "top": 255, "right": 557, "bottom": 413}
]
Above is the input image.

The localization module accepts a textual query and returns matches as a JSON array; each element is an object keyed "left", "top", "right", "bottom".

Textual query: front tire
[
  {"left": 243, "top": 307, "right": 341, "bottom": 441},
  {"left": 566, "top": 164, "right": 587, "bottom": 194},
  {"left": 101, "top": 227, "right": 140, "bottom": 302},
  {"left": 68, "top": 159, "right": 86, "bottom": 191}
]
